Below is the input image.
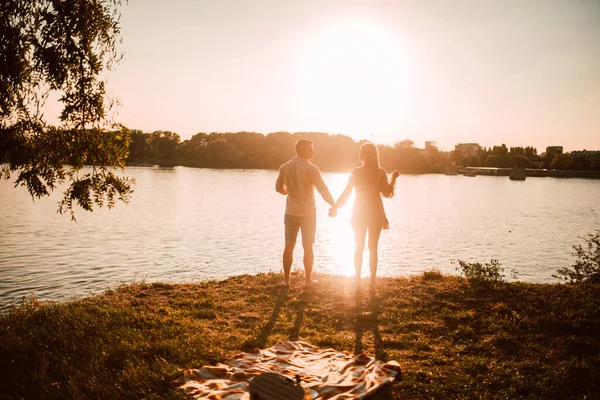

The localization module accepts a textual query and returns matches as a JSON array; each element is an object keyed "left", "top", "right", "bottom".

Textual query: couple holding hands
[{"left": 276, "top": 139, "right": 399, "bottom": 288}]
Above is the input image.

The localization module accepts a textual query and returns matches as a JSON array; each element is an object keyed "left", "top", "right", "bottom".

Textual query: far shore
[
  {"left": 123, "top": 160, "right": 600, "bottom": 180},
  {"left": 1, "top": 272, "right": 599, "bottom": 399}
]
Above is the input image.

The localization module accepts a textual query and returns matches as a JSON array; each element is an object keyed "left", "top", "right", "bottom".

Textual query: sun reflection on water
[
  {"left": 319, "top": 172, "right": 357, "bottom": 277},
  {"left": 327, "top": 201, "right": 355, "bottom": 276}
]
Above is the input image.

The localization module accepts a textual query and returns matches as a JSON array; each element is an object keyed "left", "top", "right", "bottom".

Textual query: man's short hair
[{"left": 295, "top": 139, "right": 313, "bottom": 156}]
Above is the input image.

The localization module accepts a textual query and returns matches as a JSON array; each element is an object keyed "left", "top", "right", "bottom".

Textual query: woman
[{"left": 336, "top": 143, "right": 399, "bottom": 287}]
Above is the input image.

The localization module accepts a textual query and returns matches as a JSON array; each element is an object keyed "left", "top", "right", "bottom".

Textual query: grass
[{"left": 1, "top": 272, "right": 599, "bottom": 399}]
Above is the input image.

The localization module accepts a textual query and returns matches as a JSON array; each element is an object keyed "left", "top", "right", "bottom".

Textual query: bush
[
  {"left": 554, "top": 231, "right": 600, "bottom": 284},
  {"left": 454, "top": 259, "right": 517, "bottom": 283},
  {"left": 422, "top": 269, "right": 444, "bottom": 281}
]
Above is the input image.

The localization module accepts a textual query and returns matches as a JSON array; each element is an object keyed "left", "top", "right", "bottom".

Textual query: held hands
[{"left": 328, "top": 206, "right": 338, "bottom": 217}]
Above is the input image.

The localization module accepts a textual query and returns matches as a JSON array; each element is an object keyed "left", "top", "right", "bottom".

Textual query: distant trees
[
  {"left": 511, "top": 155, "right": 531, "bottom": 168},
  {"left": 124, "top": 132, "right": 600, "bottom": 173},
  {"left": 453, "top": 144, "right": 596, "bottom": 171},
  {"left": 147, "top": 131, "right": 180, "bottom": 164},
  {"left": 550, "top": 154, "right": 574, "bottom": 170},
  {"left": 485, "top": 155, "right": 501, "bottom": 167},
  {"left": 126, "top": 131, "right": 450, "bottom": 174}
]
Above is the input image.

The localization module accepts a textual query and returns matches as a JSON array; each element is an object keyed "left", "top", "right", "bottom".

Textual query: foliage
[
  {"left": 550, "top": 153, "right": 572, "bottom": 170},
  {"left": 554, "top": 231, "right": 600, "bottom": 284},
  {"left": 568, "top": 156, "right": 591, "bottom": 171},
  {"left": 421, "top": 269, "right": 444, "bottom": 281},
  {"left": 0, "top": 0, "right": 133, "bottom": 219},
  {"left": 510, "top": 155, "right": 530, "bottom": 168},
  {"left": 485, "top": 154, "right": 501, "bottom": 167},
  {"left": 128, "top": 130, "right": 453, "bottom": 174},
  {"left": 454, "top": 259, "right": 518, "bottom": 284},
  {"left": 2, "top": 273, "right": 600, "bottom": 399},
  {"left": 447, "top": 143, "right": 598, "bottom": 171}
]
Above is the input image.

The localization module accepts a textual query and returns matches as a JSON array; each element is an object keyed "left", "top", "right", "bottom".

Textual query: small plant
[
  {"left": 453, "top": 259, "right": 517, "bottom": 283},
  {"left": 554, "top": 230, "right": 600, "bottom": 284},
  {"left": 422, "top": 269, "right": 444, "bottom": 281}
]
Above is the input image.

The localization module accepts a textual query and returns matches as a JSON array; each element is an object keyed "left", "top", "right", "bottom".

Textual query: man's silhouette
[{"left": 276, "top": 139, "right": 336, "bottom": 286}]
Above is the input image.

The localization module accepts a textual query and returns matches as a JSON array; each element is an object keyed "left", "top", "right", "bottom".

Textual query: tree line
[
  {"left": 454, "top": 144, "right": 600, "bottom": 171},
  {"left": 127, "top": 130, "right": 600, "bottom": 173},
  {"left": 126, "top": 130, "right": 452, "bottom": 174}
]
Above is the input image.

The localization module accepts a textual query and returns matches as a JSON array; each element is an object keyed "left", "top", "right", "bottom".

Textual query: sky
[{"left": 53, "top": 0, "right": 600, "bottom": 151}]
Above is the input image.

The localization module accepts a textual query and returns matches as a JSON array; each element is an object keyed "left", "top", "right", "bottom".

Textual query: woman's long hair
[
  {"left": 359, "top": 142, "right": 380, "bottom": 169},
  {"left": 359, "top": 142, "right": 381, "bottom": 187}
]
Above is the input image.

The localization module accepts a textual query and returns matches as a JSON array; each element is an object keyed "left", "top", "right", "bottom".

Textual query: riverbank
[
  {"left": 460, "top": 166, "right": 600, "bottom": 179},
  {"left": 127, "top": 161, "right": 600, "bottom": 180},
  {"left": 1, "top": 273, "right": 599, "bottom": 399}
]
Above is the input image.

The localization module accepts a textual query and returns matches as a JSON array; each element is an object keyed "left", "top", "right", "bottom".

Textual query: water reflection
[
  {"left": 321, "top": 173, "right": 356, "bottom": 277},
  {"left": 1, "top": 166, "right": 599, "bottom": 306}
]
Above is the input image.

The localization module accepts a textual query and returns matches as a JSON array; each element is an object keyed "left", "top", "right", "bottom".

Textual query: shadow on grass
[
  {"left": 241, "top": 285, "right": 289, "bottom": 351},
  {"left": 354, "top": 287, "right": 387, "bottom": 361},
  {"left": 354, "top": 286, "right": 399, "bottom": 399},
  {"left": 289, "top": 289, "right": 311, "bottom": 341}
]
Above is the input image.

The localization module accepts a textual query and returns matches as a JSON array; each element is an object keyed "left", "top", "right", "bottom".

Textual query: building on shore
[
  {"left": 545, "top": 146, "right": 563, "bottom": 158},
  {"left": 455, "top": 143, "right": 481, "bottom": 157},
  {"left": 570, "top": 150, "right": 600, "bottom": 168},
  {"left": 425, "top": 141, "right": 438, "bottom": 151}
]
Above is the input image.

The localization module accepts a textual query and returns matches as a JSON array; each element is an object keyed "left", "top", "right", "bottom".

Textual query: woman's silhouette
[{"left": 336, "top": 143, "right": 399, "bottom": 288}]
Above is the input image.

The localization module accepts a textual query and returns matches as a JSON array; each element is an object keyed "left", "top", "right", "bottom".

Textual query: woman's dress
[{"left": 339, "top": 167, "right": 392, "bottom": 230}]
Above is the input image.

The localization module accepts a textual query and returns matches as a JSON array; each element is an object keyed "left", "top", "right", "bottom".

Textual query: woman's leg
[
  {"left": 368, "top": 225, "right": 383, "bottom": 287},
  {"left": 354, "top": 225, "right": 367, "bottom": 282}
]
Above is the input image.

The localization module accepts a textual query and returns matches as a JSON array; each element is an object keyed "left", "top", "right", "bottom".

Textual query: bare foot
[
  {"left": 305, "top": 278, "right": 318, "bottom": 287},
  {"left": 283, "top": 279, "right": 290, "bottom": 287}
]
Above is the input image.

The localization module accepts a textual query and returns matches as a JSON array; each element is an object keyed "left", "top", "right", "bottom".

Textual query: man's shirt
[{"left": 276, "top": 157, "right": 334, "bottom": 217}]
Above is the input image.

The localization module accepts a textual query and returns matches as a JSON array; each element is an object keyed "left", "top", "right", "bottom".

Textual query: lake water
[{"left": 1, "top": 167, "right": 599, "bottom": 307}]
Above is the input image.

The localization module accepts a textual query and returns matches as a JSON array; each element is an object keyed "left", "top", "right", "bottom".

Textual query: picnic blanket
[{"left": 176, "top": 340, "right": 401, "bottom": 399}]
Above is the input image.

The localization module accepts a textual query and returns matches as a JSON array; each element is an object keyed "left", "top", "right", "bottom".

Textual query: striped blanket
[{"left": 176, "top": 340, "right": 401, "bottom": 399}]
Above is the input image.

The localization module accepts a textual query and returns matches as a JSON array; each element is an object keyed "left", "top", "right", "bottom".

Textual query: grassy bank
[{"left": 1, "top": 272, "right": 599, "bottom": 399}]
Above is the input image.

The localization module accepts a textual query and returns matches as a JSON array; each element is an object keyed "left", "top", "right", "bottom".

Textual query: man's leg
[
  {"left": 283, "top": 214, "right": 300, "bottom": 286},
  {"left": 283, "top": 242, "right": 295, "bottom": 286},
  {"left": 302, "top": 242, "right": 314, "bottom": 284},
  {"left": 301, "top": 214, "right": 317, "bottom": 286}
]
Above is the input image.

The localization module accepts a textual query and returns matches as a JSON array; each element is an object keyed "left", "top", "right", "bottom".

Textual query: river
[{"left": 1, "top": 166, "right": 599, "bottom": 307}]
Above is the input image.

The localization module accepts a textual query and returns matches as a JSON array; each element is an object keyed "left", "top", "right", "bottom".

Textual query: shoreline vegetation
[
  {"left": 1, "top": 272, "right": 599, "bottom": 399},
  {"left": 126, "top": 161, "right": 600, "bottom": 180},
  {"left": 125, "top": 130, "right": 600, "bottom": 176}
]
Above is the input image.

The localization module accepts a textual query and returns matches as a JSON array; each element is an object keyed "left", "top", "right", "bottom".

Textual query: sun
[{"left": 293, "top": 18, "right": 413, "bottom": 141}]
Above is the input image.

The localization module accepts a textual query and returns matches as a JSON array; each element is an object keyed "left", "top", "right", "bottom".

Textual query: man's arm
[
  {"left": 312, "top": 166, "right": 335, "bottom": 207},
  {"left": 275, "top": 166, "right": 287, "bottom": 195}
]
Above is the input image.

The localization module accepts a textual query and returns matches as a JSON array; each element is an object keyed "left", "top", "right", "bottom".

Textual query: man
[{"left": 276, "top": 139, "right": 337, "bottom": 287}]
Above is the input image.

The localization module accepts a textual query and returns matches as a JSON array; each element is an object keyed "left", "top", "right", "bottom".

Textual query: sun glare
[
  {"left": 320, "top": 174, "right": 356, "bottom": 277},
  {"left": 328, "top": 200, "right": 355, "bottom": 276},
  {"left": 294, "top": 18, "right": 413, "bottom": 140}
]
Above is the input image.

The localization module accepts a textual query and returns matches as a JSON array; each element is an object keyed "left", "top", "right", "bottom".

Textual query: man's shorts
[{"left": 284, "top": 214, "right": 316, "bottom": 244}]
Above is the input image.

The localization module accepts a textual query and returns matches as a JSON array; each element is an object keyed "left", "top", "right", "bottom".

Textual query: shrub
[
  {"left": 422, "top": 269, "right": 444, "bottom": 281},
  {"left": 454, "top": 259, "right": 517, "bottom": 283},
  {"left": 554, "top": 230, "right": 600, "bottom": 284}
]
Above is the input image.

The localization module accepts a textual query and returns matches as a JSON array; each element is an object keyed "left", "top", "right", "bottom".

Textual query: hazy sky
[{"left": 56, "top": 0, "right": 600, "bottom": 151}]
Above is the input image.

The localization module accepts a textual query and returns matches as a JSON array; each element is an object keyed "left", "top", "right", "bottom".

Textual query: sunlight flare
[{"left": 294, "top": 18, "right": 413, "bottom": 140}]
